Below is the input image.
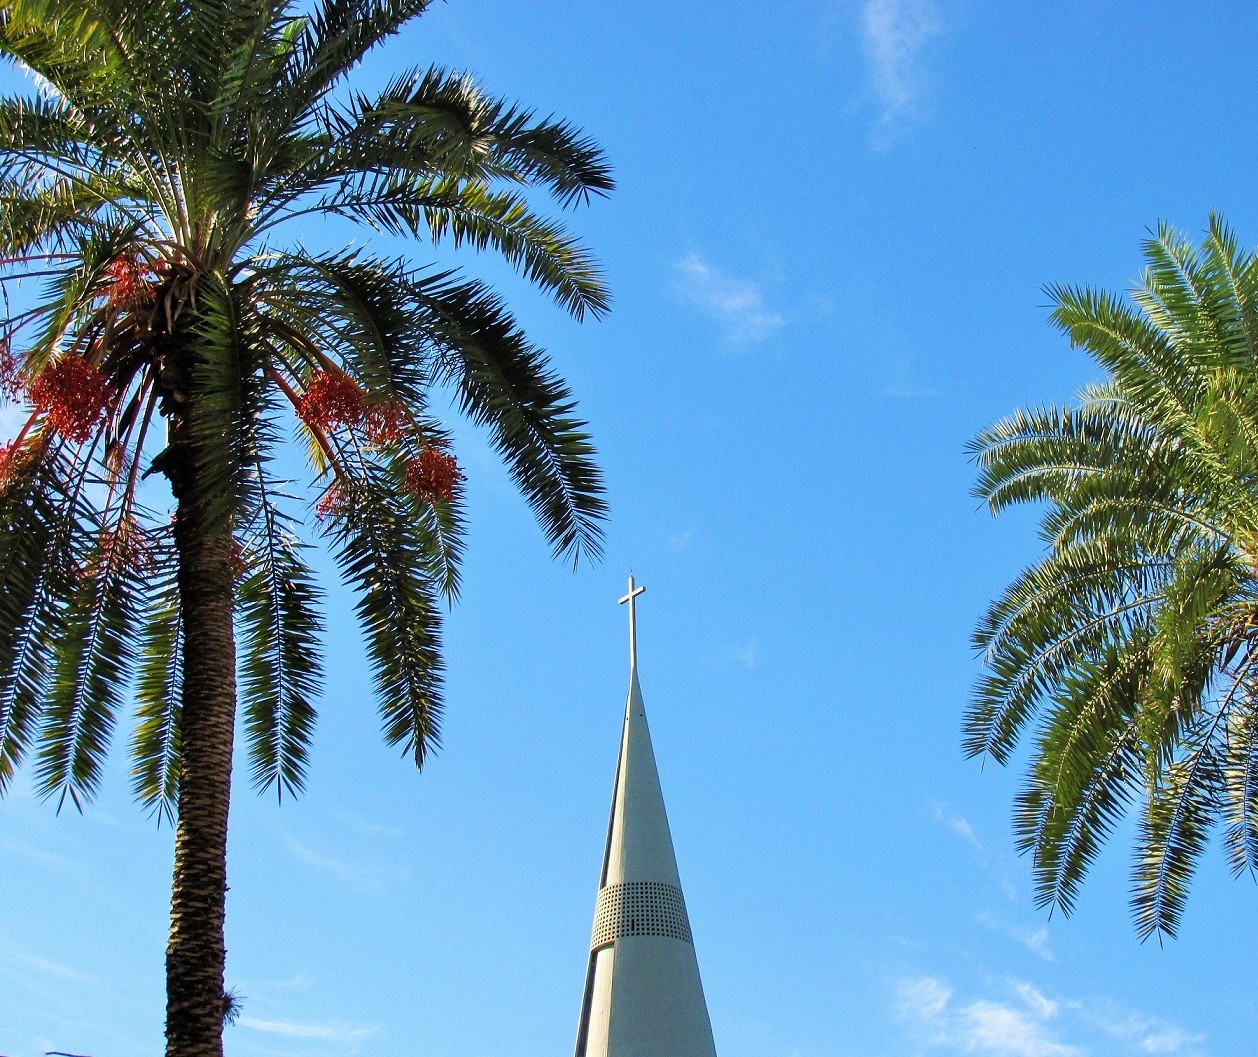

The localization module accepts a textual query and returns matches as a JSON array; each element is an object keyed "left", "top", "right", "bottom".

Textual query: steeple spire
[{"left": 573, "top": 578, "right": 718, "bottom": 1057}]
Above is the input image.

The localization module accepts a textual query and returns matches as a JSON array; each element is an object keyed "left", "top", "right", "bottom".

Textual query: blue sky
[{"left": 3, "top": 1, "right": 1258, "bottom": 1055}]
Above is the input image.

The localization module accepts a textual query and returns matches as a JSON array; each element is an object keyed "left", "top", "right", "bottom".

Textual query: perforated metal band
[{"left": 590, "top": 880, "right": 693, "bottom": 950}]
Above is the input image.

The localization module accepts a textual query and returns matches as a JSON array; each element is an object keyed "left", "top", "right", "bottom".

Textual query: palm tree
[
  {"left": 968, "top": 216, "right": 1258, "bottom": 940},
  {"left": 0, "top": 2, "right": 611, "bottom": 1053}
]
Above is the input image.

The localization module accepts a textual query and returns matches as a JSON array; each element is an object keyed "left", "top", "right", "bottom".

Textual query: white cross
[{"left": 618, "top": 574, "right": 647, "bottom": 669}]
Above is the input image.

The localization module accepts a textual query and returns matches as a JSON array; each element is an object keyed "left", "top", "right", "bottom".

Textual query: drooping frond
[
  {"left": 34, "top": 503, "right": 146, "bottom": 810},
  {"left": 970, "top": 219, "right": 1258, "bottom": 937},
  {"left": 0, "top": 0, "right": 608, "bottom": 805},
  {"left": 323, "top": 465, "right": 444, "bottom": 766},
  {"left": 1014, "top": 642, "right": 1149, "bottom": 916},
  {"left": 312, "top": 176, "right": 610, "bottom": 320},
  {"left": 0, "top": 444, "right": 89, "bottom": 791},
  {"left": 423, "top": 276, "right": 606, "bottom": 563},
  {"left": 1133, "top": 718, "right": 1222, "bottom": 939},
  {"left": 131, "top": 565, "right": 182, "bottom": 825},
  {"left": 237, "top": 488, "right": 323, "bottom": 799},
  {"left": 1221, "top": 688, "right": 1258, "bottom": 878}
]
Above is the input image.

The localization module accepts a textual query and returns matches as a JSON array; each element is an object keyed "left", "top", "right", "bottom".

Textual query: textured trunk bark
[{"left": 164, "top": 449, "right": 237, "bottom": 1057}]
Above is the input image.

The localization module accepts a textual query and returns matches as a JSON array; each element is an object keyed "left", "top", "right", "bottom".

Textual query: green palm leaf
[
  {"left": 325, "top": 467, "right": 444, "bottom": 765},
  {"left": 237, "top": 492, "right": 323, "bottom": 798},
  {"left": 131, "top": 567, "right": 183, "bottom": 825},
  {"left": 35, "top": 515, "right": 143, "bottom": 809},
  {"left": 971, "top": 217, "right": 1258, "bottom": 937},
  {"left": 0, "top": 2, "right": 610, "bottom": 1049}
]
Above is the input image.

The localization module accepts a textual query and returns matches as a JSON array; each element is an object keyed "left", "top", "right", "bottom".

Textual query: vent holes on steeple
[{"left": 590, "top": 880, "right": 694, "bottom": 950}]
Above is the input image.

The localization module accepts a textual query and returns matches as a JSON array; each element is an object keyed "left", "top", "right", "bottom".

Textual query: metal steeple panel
[
  {"left": 573, "top": 578, "right": 718, "bottom": 1057},
  {"left": 601, "top": 669, "right": 684, "bottom": 889}
]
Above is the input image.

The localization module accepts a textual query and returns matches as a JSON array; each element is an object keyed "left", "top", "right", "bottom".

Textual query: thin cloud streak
[
  {"left": 862, "top": 0, "right": 941, "bottom": 136},
  {"left": 674, "top": 254, "right": 784, "bottom": 342},
  {"left": 0, "top": 942, "right": 93, "bottom": 985},
  {"left": 239, "top": 1016, "right": 382, "bottom": 1049},
  {"left": 1083, "top": 1003, "right": 1208, "bottom": 1057},
  {"left": 977, "top": 913, "right": 1056, "bottom": 962},
  {"left": 280, "top": 831, "right": 404, "bottom": 893},
  {"left": 931, "top": 802, "right": 982, "bottom": 852},
  {"left": 667, "top": 528, "right": 693, "bottom": 551},
  {"left": 331, "top": 808, "right": 404, "bottom": 840}
]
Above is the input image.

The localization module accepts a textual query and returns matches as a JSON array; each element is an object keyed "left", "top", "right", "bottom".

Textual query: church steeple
[{"left": 573, "top": 577, "right": 718, "bottom": 1057}]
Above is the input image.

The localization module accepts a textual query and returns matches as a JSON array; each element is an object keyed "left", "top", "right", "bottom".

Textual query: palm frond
[
  {"left": 130, "top": 565, "right": 182, "bottom": 825},
  {"left": 1221, "top": 679, "right": 1258, "bottom": 878},
  {"left": 280, "top": 0, "right": 435, "bottom": 126},
  {"left": 1013, "top": 643, "right": 1149, "bottom": 916},
  {"left": 1134, "top": 715, "right": 1224, "bottom": 940},
  {"left": 324, "top": 466, "right": 444, "bottom": 766},
  {"left": 0, "top": 445, "right": 88, "bottom": 791},
  {"left": 237, "top": 489, "right": 323, "bottom": 799},
  {"left": 423, "top": 276, "right": 606, "bottom": 563},
  {"left": 35, "top": 512, "right": 142, "bottom": 810},
  {"left": 972, "top": 219, "right": 1258, "bottom": 936}
]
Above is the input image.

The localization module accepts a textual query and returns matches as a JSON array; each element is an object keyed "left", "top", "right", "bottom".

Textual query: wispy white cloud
[
  {"left": 0, "top": 943, "right": 93, "bottom": 985},
  {"left": 239, "top": 1016, "right": 381, "bottom": 1050},
  {"left": 1139, "top": 1027, "right": 1206, "bottom": 1055},
  {"left": 960, "top": 999, "right": 1081, "bottom": 1057},
  {"left": 1082, "top": 1003, "right": 1207, "bottom": 1056},
  {"left": 862, "top": 0, "right": 942, "bottom": 139},
  {"left": 896, "top": 976, "right": 1206, "bottom": 1057},
  {"left": 897, "top": 975, "right": 952, "bottom": 1021},
  {"left": 1012, "top": 983, "right": 1058, "bottom": 1023},
  {"left": 1143, "top": 1030, "right": 1203, "bottom": 1054},
  {"left": 667, "top": 528, "right": 693, "bottom": 551},
  {"left": 735, "top": 638, "right": 759, "bottom": 668},
  {"left": 977, "top": 913, "right": 1056, "bottom": 962},
  {"left": 897, "top": 976, "right": 1080, "bottom": 1057},
  {"left": 331, "top": 808, "right": 403, "bottom": 840},
  {"left": 280, "top": 832, "right": 404, "bottom": 893},
  {"left": 674, "top": 254, "right": 784, "bottom": 342},
  {"left": 0, "top": 831, "right": 83, "bottom": 873},
  {"left": 931, "top": 802, "right": 982, "bottom": 853},
  {"left": 1016, "top": 928, "right": 1054, "bottom": 962}
]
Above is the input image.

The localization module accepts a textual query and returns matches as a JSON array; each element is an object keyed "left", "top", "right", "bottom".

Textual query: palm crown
[
  {"left": 0, "top": 3, "right": 611, "bottom": 1050},
  {"left": 0, "top": 0, "right": 610, "bottom": 812},
  {"left": 969, "top": 217, "right": 1258, "bottom": 938}
]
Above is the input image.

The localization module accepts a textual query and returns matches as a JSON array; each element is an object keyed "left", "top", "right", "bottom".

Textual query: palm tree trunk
[{"left": 165, "top": 454, "right": 237, "bottom": 1057}]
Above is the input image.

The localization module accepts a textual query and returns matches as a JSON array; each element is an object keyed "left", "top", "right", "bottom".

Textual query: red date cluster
[
  {"left": 92, "top": 517, "right": 158, "bottom": 577},
  {"left": 405, "top": 447, "right": 463, "bottom": 505},
  {"left": 314, "top": 480, "right": 349, "bottom": 522},
  {"left": 0, "top": 339, "right": 21, "bottom": 400},
  {"left": 363, "top": 399, "right": 406, "bottom": 445},
  {"left": 297, "top": 369, "right": 367, "bottom": 432},
  {"left": 28, "top": 355, "right": 115, "bottom": 443},
  {"left": 0, "top": 439, "right": 29, "bottom": 492},
  {"left": 103, "top": 251, "right": 156, "bottom": 310}
]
